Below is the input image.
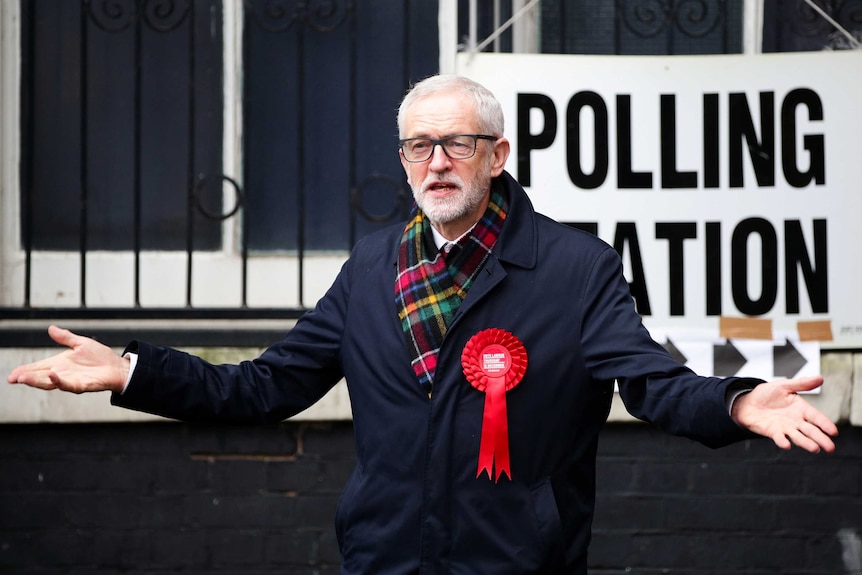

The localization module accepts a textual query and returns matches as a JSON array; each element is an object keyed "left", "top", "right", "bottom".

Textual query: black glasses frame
[{"left": 398, "top": 134, "right": 498, "bottom": 163}]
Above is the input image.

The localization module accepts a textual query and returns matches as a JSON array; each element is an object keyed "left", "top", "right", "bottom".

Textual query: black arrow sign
[
  {"left": 773, "top": 338, "right": 808, "bottom": 379},
  {"left": 662, "top": 338, "right": 688, "bottom": 365},
  {"left": 713, "top": 340, "right": 747, "bottom": 376}
]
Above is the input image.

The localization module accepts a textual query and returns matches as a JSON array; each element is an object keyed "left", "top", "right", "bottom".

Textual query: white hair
[{"left": 397, "top": 75, "right": 505, "bottom": 138}]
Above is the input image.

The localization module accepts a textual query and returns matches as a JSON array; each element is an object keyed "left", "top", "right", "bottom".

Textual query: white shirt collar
[{"left": 430, "top": 223, "right": 477, "bottom": 252}]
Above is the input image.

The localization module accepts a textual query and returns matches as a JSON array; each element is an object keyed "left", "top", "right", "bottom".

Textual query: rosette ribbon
[{"left": 461, "top": 329, "right": 528, "bottom": 482}]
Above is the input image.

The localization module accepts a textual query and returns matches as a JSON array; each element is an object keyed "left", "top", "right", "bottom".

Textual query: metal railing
[
  {"left": 6, "top": 0, "right": 856, "bottom": 348},
  {"left": 2, "top": 0, "right": 424, "bottom": 346}
]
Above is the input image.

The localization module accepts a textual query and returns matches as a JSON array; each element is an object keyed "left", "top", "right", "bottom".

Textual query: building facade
[{"left": 1, "top": 1, "right": 861, "bottom": 573}]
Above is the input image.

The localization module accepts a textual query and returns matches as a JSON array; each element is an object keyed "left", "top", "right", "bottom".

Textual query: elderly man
[{"left": 8, "top": 75, "right": 837, "bottom": 574}]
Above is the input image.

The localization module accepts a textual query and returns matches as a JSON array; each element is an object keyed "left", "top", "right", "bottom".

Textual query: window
[
  {"left": 763, "top": 0, "right": 862, "bottom": 52},
  {"left": 460, "top": 0, "right": 860, "bottom": 56},
  {"left": 241, "top": 1, "right": 437, "bottom": 251},
  {"left": 4, "top": 0, "right": 437, "bottom": 314},
  {"left": 540, "top": 0, "right": 744, "bottom": 54},
  {"left": 21, "top": 0, "right": 224, "bottom": 252},
  {"left": 20, "top": 0, "right": 437, "bottom": 257}
]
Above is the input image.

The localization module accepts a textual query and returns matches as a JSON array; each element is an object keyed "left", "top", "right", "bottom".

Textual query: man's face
[{"left": 399, "top": 91, "right": 509, "bottom": 238}]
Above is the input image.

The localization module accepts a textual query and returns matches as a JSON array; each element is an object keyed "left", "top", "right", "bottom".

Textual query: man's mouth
[{"left": 426, "top": 181, "right": 459, "bottom": 196}]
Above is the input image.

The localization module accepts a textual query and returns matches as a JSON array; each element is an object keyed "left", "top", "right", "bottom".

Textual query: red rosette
[{"left": 461, "top": 328, "right": 528, "bottom": 481}]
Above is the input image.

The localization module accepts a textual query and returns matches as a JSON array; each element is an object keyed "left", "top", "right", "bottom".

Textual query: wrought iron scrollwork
[
  {"left": 620, "top": 0, "right": 667, "bottom": 38},
  {"left": 87, "top": 0, "right": 189, "bottom": 32},
  {"left": 142, "top": 0, "right": 190, "bottom": 32},
  {"left": 783, "top": 0, "right": 862, "bottom": 46},
  {"left": 193, "top": 173, "right": 244, "bottom": 221},
  {"left": 88, "top": 0, "right": 136, "bottom": 32},
  {"left": 246, "top": 0, "right": 301, "bottom": 32},
  {"left": 303, "top": 0, "right": 350, "bottom": 32},
  {"left": 619, "top": 0, "right": 724, "bottom": 39},
  {"left": 351, "top": 174, "right": 409, "bottom": 224},
  {"left": 787, "top": 0, "right": 835, "bottom": 37},
  {"left": 246, "top": 0, "right": 350, "bottom": 33},
  {"left": 833, "top": 0, "right": 862, "bottom": 46},
  {"left": 676, "top": 0, "right": 723, "bottom": 37},
  {"left": 838, "top": 0, "right": 862, "bottom": 25}
]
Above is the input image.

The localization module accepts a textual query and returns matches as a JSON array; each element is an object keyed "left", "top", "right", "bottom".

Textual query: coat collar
[{"left": 490, "top": 170, "right": 538, "bottom": 270}]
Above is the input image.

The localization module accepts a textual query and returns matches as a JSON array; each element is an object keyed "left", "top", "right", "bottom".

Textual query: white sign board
[{"left": 458, "top": 51, "right": 862, "bottom": 349}]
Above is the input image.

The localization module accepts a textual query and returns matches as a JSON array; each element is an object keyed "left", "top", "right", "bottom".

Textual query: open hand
[
  {"left": 6, "top": 325, "right": 129, "bottom": 394},
  {"left": 731, "top": 375, "right": 838, "bottom": 453}
]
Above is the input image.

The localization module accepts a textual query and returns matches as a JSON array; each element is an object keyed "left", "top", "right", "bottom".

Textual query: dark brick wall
[
  {"left": 1, "top": 422, "right": 860, "bottom": 574},
  {"left": 591, "top": 425, "right": 862, "bottom": 575}
]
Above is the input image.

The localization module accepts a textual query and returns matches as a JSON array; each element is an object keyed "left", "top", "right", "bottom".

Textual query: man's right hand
[{"left": 6, "top": 325, "right": 129, "bottom": 394}]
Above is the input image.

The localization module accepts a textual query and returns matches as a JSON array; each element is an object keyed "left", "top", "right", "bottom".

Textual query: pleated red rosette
[{"left": 461, "top": 328, "right": 528, "bottom": 482}]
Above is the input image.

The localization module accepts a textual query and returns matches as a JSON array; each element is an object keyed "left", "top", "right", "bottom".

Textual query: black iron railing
[
  {"left": 4, "top": 0, "right": 431, "bottom": 347},
  {"left": 7, "top": 0, "right": 854, "bottom": 348}
]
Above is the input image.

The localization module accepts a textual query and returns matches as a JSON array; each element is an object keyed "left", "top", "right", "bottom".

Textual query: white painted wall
[{"left": 2, "top": 345, "right": 858, "bottom": 425}]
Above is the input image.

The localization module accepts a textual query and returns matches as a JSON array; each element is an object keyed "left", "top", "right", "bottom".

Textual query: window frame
[{"left": 0, "top": 2, "right": 344, "bottom": 313}]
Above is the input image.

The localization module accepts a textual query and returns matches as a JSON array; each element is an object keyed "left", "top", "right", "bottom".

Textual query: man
[{"left": 7, "top": 75, "right": 837, "bottom": 574}]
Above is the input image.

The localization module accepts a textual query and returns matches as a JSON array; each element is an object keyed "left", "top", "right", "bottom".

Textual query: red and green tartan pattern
[{"left": 395, "top": 188, "right": 508, "bottom": 394}]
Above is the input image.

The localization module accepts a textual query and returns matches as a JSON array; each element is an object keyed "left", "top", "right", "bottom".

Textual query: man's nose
[{"left": 428, "top": 144, "right": 452, "bottom": 171}]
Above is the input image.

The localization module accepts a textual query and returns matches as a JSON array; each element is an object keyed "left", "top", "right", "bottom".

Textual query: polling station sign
[{"left": 458, "top": 51, "right": 862, "bottom": 350}]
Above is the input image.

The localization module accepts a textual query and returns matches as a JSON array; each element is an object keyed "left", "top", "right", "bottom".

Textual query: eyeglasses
[{"left": 399, "top": 134, "right": 497, "bottom": 163}]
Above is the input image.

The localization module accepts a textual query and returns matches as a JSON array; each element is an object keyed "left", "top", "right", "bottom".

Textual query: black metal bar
[
  {"left": 348, "top": 1, "right": 357, "bottom": 249},
  {"left": 240, "top": 187, "right": 249, "bottom": 308},
  {"left": 722, "top": 0, "right": 729, "bottom": 53},
  {"left": 297, "top": 19, "right": 306, "bottom": 307},
  {"left": 402, "top": 1, "right": 409, "bottom": 116},
  {"left": 21, "top": 0, "right": 34, "bottom": 308},
  {"left": 80, "top": 0, "right": 89, "bottom": 307},
  {"left": 668, "top": 4, "right": 675, "bottom": 55},
  {"left": 348, "top": 1, "right": 358, "bottom": 248},
  {"left": 560, "top": 0, "right": 568, "bottom": 52},
  {"left": 240, "top": 6, "right": 250, "bottom": 309},
  {"left": 185, "top": 6, "right": 197, "bottom": 308},
  {"left": 133, "top": 3, "right": 142, "bottom": 307},
  {"left": 773, "top": 0, "right": 783, "bottom": 53}
]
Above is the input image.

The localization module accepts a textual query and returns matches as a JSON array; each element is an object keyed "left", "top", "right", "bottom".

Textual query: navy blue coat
[{"left": 114, "top": 171, "right": 758, "bottom": 574}]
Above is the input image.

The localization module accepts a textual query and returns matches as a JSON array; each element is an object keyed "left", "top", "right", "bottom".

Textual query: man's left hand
[{"left": 732, "top": 375, "right": 838, "bottom": 453}]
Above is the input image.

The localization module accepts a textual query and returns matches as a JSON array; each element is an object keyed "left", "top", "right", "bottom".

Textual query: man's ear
[
  {"left": 489, "top": 138, "right": 511, "bottom": 177},
  {"left": 399, "top": 150, "right": 412, "bottom": 185}
]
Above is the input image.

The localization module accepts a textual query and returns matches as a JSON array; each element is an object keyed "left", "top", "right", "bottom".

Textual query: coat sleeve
[
  {"left": 111, "top": 259, "right": 352, "bottom": 424},
  {"left": 580, "top": 246, "right": 760, "bottom": 448}
]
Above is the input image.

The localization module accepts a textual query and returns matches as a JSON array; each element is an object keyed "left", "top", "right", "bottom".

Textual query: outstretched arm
[
  {"left": 731, "top": 375, "right": 838, "bottom": 453},
  {"left": 6, "top": 325, "right": 129, "bottom": 394}
]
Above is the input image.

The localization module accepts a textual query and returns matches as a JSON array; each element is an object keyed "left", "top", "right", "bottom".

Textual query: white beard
[{"left": 413, "top": 163, "right": 492, "bottom": 225}]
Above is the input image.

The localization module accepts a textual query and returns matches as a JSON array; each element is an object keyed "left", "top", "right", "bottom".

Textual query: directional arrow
[
  {"left": 713, "top": 340, "right": 747, "bottom": 376},
  {"left": 773, "top": 338, "right": 808, "bottom": 379},
  {"left": 662, "top": 338, "right": 688, "bottom": 365}
]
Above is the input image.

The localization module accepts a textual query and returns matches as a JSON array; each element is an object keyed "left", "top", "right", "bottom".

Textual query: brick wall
[
  {"left": 591, "top": 425, "right": 862, "bottom": 574},
  {"left": 1, "top": 422, "right": 860, "bottom": 574}
]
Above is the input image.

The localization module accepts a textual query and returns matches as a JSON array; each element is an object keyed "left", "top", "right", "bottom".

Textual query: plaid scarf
[{"left": 395, "top": 187, "right": 508, "bottom": 394}]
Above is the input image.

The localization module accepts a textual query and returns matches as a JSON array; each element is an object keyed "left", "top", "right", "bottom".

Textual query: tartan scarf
[{"left": 395, "top": 187, "right": 508, "bottom": 394}]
